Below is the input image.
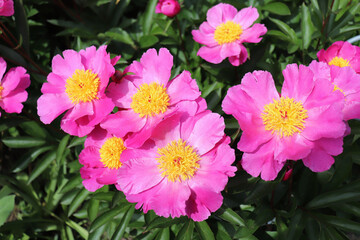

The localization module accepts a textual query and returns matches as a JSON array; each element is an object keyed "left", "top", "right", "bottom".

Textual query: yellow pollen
[
  {"left": 328, "top": 57, "right": 350, "bottom": 68},
  {"left": 131, "top": 82, "right": 170, "bottom": 118},
  {"left": 99, "top": 137, "right": 126, "bottom": 169},
  {"left": 0, "top": 85, "right": 3, "bottom": 99},
  {"left": 156, "top": 139, "right": 200, "bottom": 182},
  {"left": 65, "top": 69, "right": 100, "bottom": 104},
  {"left": 262, "top": 97, "right": 308, "bottom": 138},
  {"left": 333, "top": 84, "right": 344, "bottom": 94},
  {"left": 214, "top": 21, "right": 243, "bottom": 45}
]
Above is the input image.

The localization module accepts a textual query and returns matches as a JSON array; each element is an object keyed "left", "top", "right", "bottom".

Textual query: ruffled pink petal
[
  {"left": 52, "top": 50, "right": 84, "bottom": 79},
  {"left": 80, "top": 167, "right": 104, "bottom": 192},
  {"left": 111, "top": 55, "right": 121, "bottom": 66},
  {"left": 79, "top": 146, "right": 103, "bottom": 168},
  {"left": 151, "top": 114, "right": 181, "bottom": 148},
  {"left": 228, "top": 44, "right": 248, "bottom": 66},
  {"left": 106, "top": 80, "right": 138, "bottom": 108},
  {"left": 1, "top": 67, "right": 28, "bottom": 95},
  {"left": 274, "top": 134, "right": 313, "bottom": 162},
  {"left": 240, "top": 23, "right": 267, "bottom": 43},
  {"left": 0, "top": 57, "right": 6, "bottom": 80},
  {"left": 233, "top": 6, "right": 259, "bottom": 29},
  {"left": 241, "top": 139, "right": 284, "bottom": 181},
  {"left": 220, "top": 42, "right": 241, "bottom": 59},
  {"left": 40, "top": 76, "right": 65, "bottom": 94},
  {"left": 167, "top": 71, "right": 201, "bottom": 105},
  {"left": 97, "top": 168, "right": 118, "bottom": 185},
  {"left": 191, "top": 22, "right": 217, "bottom": 47},
  {"left": 206, "top": 3, "right": 237, "bottom": 28},
  {"left": 197, "top": 45, "right": 224, "bottom": 64},
  {"left": 0, "top": 0, "right": 14, "bottom": 16},
  {"left": 315, "top": 137, "right": 343, "bottom": 156},
  {"left": 302, "top": 147, "right": 335, "bottom": 172},
  {"left": 37, "top": 93, "right": 73, "bottom": 124},
  {"left": 0, "top": 89, "right": 27, "bottom": 113},
  {"left": 308, "top": 61, "right": 331, "bottom": 82},
  {"left": 84, "top": 125, "right": 109, "bottom": 148},
  {"left": 338, "top": 41, "right": 355, "bottom": 60},
  {"left": 87, "top": 97, "right": 114, "bottom": 126}
]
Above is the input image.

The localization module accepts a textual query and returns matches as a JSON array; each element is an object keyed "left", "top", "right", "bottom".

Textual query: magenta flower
[
  {"left": 104, "top": 48, "right": 206, "bottom": 148},
  {"left": 0, "top": 0, "right": 14, "bottom": 16},
  {"left": 117, "top": 112, "right": 236, "bottom": 221},
  {"left": 155, "top": 0, "right": 181, "bottom": 17},
  {"left": 222, "top": 64, "right": 346, "bottom": 180},
  {"left": 317, "top": 41, "right": 360, "bottom": 74},
  {"left": 192, "top": 3, "right": 267, "bottom": 66},
  {"left": 37, "top": 46, "right": 116, "bottom": 137},
  {"left": 0, "top": 57, "right": 30, "bottom": 117}
]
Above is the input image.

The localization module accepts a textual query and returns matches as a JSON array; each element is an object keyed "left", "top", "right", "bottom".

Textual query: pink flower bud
[{"left": 155, "top": 0, "right": 181, "bottom": 18}]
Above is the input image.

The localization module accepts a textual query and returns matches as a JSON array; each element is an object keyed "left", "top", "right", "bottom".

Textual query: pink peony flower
[
  {"left": 79, "top": 123, "right": 143, "bottom": 192},
  {"left": 0, "top": 0, "right": 14, "bottom": 16},
  {"left": 222, "top": 64, "right": 346, "bottom": 180},
  {"left": 37, "top": 46, "right": 116, "bottom": 137},
  {"left": 0, "top": 57, "right": 30, "bottom": 117},
  {"left": 117, "top": 111, "right": 236, "bottom": 221},
  {"left": 192, "top": 3, "right": 267, "bottom": 66},
  {"left": 317, "top": 41, "right": 360, "bottom": 74},
  {"left": 155, "top": 0, "right": 181, "bottom": 17},
  {"left": 103, "top": 48, "right": 206, "bottom": 148}
]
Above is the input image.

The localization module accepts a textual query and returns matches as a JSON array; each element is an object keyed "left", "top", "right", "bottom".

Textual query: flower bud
[{"left": 155, "top": 0, "right": 181, "bottom": 18}]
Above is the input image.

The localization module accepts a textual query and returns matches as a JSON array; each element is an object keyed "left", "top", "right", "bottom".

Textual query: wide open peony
[
  {"left": 117, "top": 111, "right": 236, "bottom": 221},
  {"left": 37, "top": 46, "right": 116, "bottom": 137},
  {"left": 104, "top": 48, "right": 206, "bottom": 148},
  {"left": 222, "top": 64, "right": 346, "bottom": 180},
  {"left": 192, "top": 3, "right": 267, "bottom": 66},
  {"left": 317, "top": 41, "right": 360, "bottom": 74},
  {"left": 0, "top": 57, "right": 30, "bottom": 117}
]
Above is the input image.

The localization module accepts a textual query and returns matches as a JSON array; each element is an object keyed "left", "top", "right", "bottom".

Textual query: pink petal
[
  {"left": 220, "top": 42, "right": 241, "bottom": 59},
  {"left": 151, "top": 114, "right": 181, "bottom": 148},
  {"left": 0, "top": 89, "right": 27, "bottom": 113},
  {"left": 228, "top": 44, "right": 248, "bottom": 66},
  {"left": 191, "top": 22, "right": 217, "bottom": 47},
  {"left": 0, "top": 57, "right": 7, "bottom": 81},
  {"left": 197, "top": 45, "right": 224, "bottom": 64},
  {"left": 37, "top": 93, "right": 73, "bottom": 124},
  {"left": 167, "top": 71, "right": 201, "bottom": 105},
  {"left": 97, "top": 168, "right": 118, "bottom": 185},
  {"left": 240, "top": 23, "right": 267, "bottom": 43},
  {"left": 80, "top": 168, "right": 104, "bottom": 192},
  {"left": 79, "top": 146, "right": 103, "bottom": 168},
  {"left": 233, "top": 6, "right": 259, "bottom": 29},
  {"left": 302, "top": 147, "right": 335, "bottom": 172},
  {"left": 52, "top": 50, "right": 84, "bottom": 79},
  {"left": 87, "top": 97, "right": 114, "bottom": 126},
  {"left": 1, "top": 67, "right": 27, "bottom": 95},
  {"left": 274, "top": 134, "right": 313, "bottom": 162},
  {"left": 206, "top": 3, "right": 237, "bottom": 28},
  {"left": 106, "top": 80, "right": 138, "bottom": 108}
]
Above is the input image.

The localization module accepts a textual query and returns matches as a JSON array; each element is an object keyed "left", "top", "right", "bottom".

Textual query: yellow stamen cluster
[
  {"left": 156, "top": 139, "right": 200, "bottom": 182},
  {"left": 333, "top": 84, "right": 345, "bottom": 94},
  {"left": 262, "top": 97, "right": 308, "bottom": 138},
  {"left": 65, "top": 69, "right": 100, "bottom": 104},
  {"left": 328, "top": 57, "right": 350, "bottom": 68},
  {"left": 214, "top": 21, "right": 243, "bottom": 45},
  {"left": 99, "top": 137, "right": 126, "bottom": 169},
  {"left": 0, "top": 85, "right": 3, "bottom": 99},
  {"left": 131, "top": 82, "right": 170, "bottom": 118}
]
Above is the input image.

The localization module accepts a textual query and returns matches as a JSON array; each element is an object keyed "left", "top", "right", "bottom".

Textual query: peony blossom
[
  {"left": 0, "top": 57, "right": 30, "bottom": 117},
  {"left": 317, "top": 41, "right": 360, "bottom": 74},
  {"left": 37, "top": 46, "right": 116, "bottom": 137},
  {"left": 117, "top": 111, "right": 236, "bottom": 221},
  {"left": 222, "top": 64, "right": 346, "bottom": 180},
  {"left": 0, "top": 0, "right": 14, "bottom": 16},
  {"left": 192, "top": 3, "right": 267, "bottom": 66},
  {"left": 104, "top": 48, "right": 206, "bottom": 148},
  {"left": 155, "top": 0, "right": 181, "bottom": 17}
]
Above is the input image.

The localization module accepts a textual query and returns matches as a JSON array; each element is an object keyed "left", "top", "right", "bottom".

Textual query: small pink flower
[
  {"left": 0, "top": 57, "right": 30, "bottom": 117},
  {"left": 37, "top": 46, "right": 116, "bottom": 137},
  {"left": 192, "top": 3, "right": 267, "bottom": 66},
  {"left": 0, "top": 0, "right": 14, "bottom": 17},
  {"left": 222, "top": 64, "right": 346, "bottom": 180},
  {"left": 117, "top": 111, "right": 236, "bottom": 221},
  {"left": 317, "top": 41, "right": 360, "bottom": 74},
  {"left": 104, "top": 48, "right": 206, "bottom": 148},
  {"left": 155, "top": 0, "right": 181, "bottom": 17}
]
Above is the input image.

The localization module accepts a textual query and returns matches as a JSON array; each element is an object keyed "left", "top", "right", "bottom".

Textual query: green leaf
[
  {"left": 89, "top": 204, "right": 128, "bottom": 233},
  {"left": 68, "top": 188, "right": 90, "bottom": 216},
  {"left": 111, "top": 205, "right": 135, "bottom": 240},
  {"left": 315, "top": 213, "right": 360, "bottom": 234},
  {"left": 328, "top": 3, "right": 360, "bottom": 38},
  {"left": 147, "top": 216, "right": 186, "bottom": 230},
  {"left": 175, "top": 220, "right": 194, "bottom": 240},
  {"left": 19, "top": 121, "right": 49, "bottom": 139},
  {"left": 262, "top": 2, "right": 291, "bottom": 16},
  {"left": 88, "top": 199, "right": 100, "bottom": 222},
  {"left": 156, "top": 227, "right": 170, "bottom": 240},
  {"left": 101, "top": 28, "right": 136, "bottom": 47},
  {"left": 68, "top": 136, "right": 86, "bottom": 148},
  {"left": 195, "top": 221, "right": 215, "bottom": 240},
  {"left": 269, "top": 17, "right": 298, "bottom": 44},
  {"left": 12, "top": 146, "right": 54, "bottom": 173},
  {"left": 66, "top": 219, "right": 88, "bottom": 239},
  {"left": 286, "top": 210, "right": 305, "bottom": 240},
  {"left": 301, "top": 3, "right": 314, "bottom": 50},
  {"left": 2, "top": 136, "right": 46, "bottom": 148},
  {"left": 266, "top": 30, "right": 291, "bottom": 41},
  {"left": 0, "top": 195, "right": 15, "bottom": 227},
  {"left": 143, "top": 0, "right": 158, "bottom": 35},
  {"left": 139, "top": 35, "right": 159, "bottom": 48},
  {"left": 217, "top": 207, "right": 246, "bottom": 227},
  {"left": 56, "top": 135, "right": 70, "bottom": 165},
  {"left": 27, "top": 150, "right": 56, "bottom": 184},
  {"left": 60, "top": 175, "right": 83, "bottom": 193}
]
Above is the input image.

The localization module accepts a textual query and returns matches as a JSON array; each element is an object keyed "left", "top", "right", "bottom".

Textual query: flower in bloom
[
  {"left": 222, "top": 64, "right": 346, "bottom": 180},
  {"left": 317, "top": 41, "right": 360, "bottom": 74},
  {"left": 37, "top": 46, "right": 116, "bottom": 137},
  {"left": 0, "top": 0, "right": 14, "bottom": 16},
  {"left": 79, "top": 123, "right": 142, "bottom": 192},
  {"left": 104, "top": 48, "right": 206, "bottom": 148},
  {"left": 117, "top": 111, "right": 236, "bottom": 221},
  {"left": 0, "top": 57, "right": 30, "bottom": 117},
  {"left": 192, "top": 3, "right": 267, "bottom": 66},
  {"left": 155, "top": 0, "right": 181, "bottom": 17}
]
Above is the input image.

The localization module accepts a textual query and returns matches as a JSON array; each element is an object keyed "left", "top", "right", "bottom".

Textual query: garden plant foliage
[{"left": 1, "top": 0, "right": 360, "bottom": 239}]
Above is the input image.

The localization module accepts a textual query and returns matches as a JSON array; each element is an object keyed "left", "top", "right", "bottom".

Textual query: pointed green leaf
[
  {"left": 111, "top": 205, "right": 135, "bottom": 240},
  {"left": 56, "top": 135, "right": 70, "bottom": 165},
  {"left": 89, "top": 204, "right": 128, "bottom": 233},
  {"left": 88, "top": 199, "right": 100, "bottom": 222},
  {"left": 301, "top": 3, "right": 314, "bottom": 50},
  {"left": 175, "top": 220, "right": 194, "bottom": 240},
  {"left": 0, "top": 195, "right": 15, "bottom": 226},
  {"left": 156, "top": 227, "right": 170, "bottom": 240},
  {"left": 143, "top": 0, "right": 157, "bottom": 35},
  {"left": 2, "top": 136, "right": 46, "bottom": 148},
  {"left": 27, "top": 150, "right": 56, "bottom": 184},
  {"left": 195, "top": 221, "right": 215, "bottom": 240},
  {"left": 262, "top": 2, "right": 291, "bottom": 16},
  {"left": 217, "top": 207, "right": 246, "bottom": 227}
]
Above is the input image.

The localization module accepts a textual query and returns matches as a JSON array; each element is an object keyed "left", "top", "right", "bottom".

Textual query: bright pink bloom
[
  {"left": 37, "top": 46, "right": 116, "bottom": 137},
  {"left": 222, "top": 64, "right": 346, "bottom": 180},
  {"left": 79, "top": 123, "right": 142, "bottom": 192},
  {"left": 192, "top": 3, "right": 267, "bottom": 66},
  {"left": 0, "top": 0, "right": 14, "bottom": 16},
  {"left": 155, "top": 0, "right": 180, "bottom": 17},
  {"left": 0, "top": 57, "right": 30, "bottom": 117},
  {"left": 317, "top": 41, "right": 360, "bottom": 74},
  {"left": 104, "top": 48, "right": 206, "bottom": 148},
  {"left": 117, "top": 112, "right": 236, "bottom": 221},
  {"left": 309, "top": 61, "right": 360, "bottom": 121}
]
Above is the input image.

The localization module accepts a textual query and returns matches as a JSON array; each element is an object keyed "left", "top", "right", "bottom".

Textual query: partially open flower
[{"left": 155, "top": 0, "right": 181, "bottom": 17}]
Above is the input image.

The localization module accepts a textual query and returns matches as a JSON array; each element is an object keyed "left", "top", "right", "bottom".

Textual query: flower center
[
  {"left": 156, "top": 139, "right": 200, "bottom": 182},
  {"left": 328, "top": 57, "right": 350, "bottom": 68},
  {"left": 0, "top": 85, "right": 3, "bottom": 99},
  {"left": 99, "top": 137, "right": 126, "bottom": 169},
  {"left": 262, "top": 97, "right": 308, "bottom": 138},
  {"left": 131, "top": 82, "right": 170, "bottom": 118},
  {"left": 214, "top": 21, "right": 243, "bottom": 45},
  {"left": 65, "top": 69, "right": 100, "bottom": 104}
]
